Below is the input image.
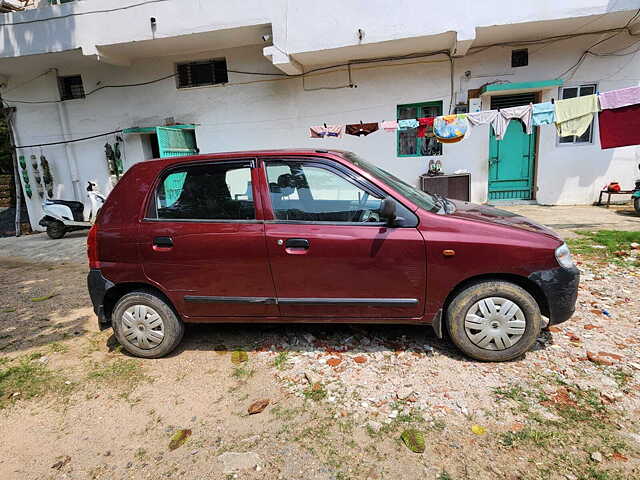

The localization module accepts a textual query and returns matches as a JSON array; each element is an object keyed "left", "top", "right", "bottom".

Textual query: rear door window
[{"left": 151, "top": 162, "right": 255, "bottom": 220}]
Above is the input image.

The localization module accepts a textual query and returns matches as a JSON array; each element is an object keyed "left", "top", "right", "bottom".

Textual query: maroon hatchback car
[{"left": 87, "top": 149, "right": 579, "bottom": 361}]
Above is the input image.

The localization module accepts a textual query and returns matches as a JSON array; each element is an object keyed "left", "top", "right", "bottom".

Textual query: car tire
[
  {"left": 446, "top": 281, "right": 541, "bottom": 362},
  {"left": 46, "top": 221, "right": 66, "bottom": 239},
  {"left": 634, "top": 197, "right": 640, "bottom": 214},
  {"left": 112, "top": 291, "right": 184, "bottom": 359}
]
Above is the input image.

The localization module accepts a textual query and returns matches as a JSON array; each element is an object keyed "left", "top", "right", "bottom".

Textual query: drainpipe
[{"left": 53, "top": 69, "right": 82, "bottom": 201}]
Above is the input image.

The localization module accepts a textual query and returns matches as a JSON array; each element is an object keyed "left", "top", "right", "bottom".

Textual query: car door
[
  {"left": 138, "top": 159, "right": 278, "bottom": 318},
  {"left": 262, "top": 158, "right": 426, "bottom": 318}
]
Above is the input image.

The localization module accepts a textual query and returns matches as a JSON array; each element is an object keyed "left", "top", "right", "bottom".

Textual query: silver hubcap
[
  {"left": 464, "top": 297, "right": 526, "bottom": 351},
  {"left": 121, "top": 305, "right": 164, "bottom": 350}
]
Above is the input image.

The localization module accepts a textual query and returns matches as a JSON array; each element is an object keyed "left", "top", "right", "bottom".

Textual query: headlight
[{"left": 555, "top": 243, "right": 574, "bottom": 269}]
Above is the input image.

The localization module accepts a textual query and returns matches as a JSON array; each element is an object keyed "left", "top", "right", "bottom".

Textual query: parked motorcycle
[
  {"left": 633, "top": 163, "right": 640, "bottom": 214},
  {"left": 39, "top": 182, "right": 106, "bottom": 239}
]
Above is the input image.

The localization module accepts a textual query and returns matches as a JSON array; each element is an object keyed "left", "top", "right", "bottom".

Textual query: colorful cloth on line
[
  {"left": 598, "top": 103, "right": 640, "bottom": 149},
  {"left": 555, "top": 94, "right": 599, "bottom": 138},
  {"left": 309, "top": 125, "right": 344, "bottom": 138},
  {"left": 417, "top": 117, "right": 435, "bottom": 138},
  {"left": 397, "top": 119, "right": 419, "bottom": 130},
  {"left": 345, "top": 122, "right": 379, "bottom": 136},
  {"left": 433, "top": 114, "right": 468, "bottom": 143},
  {"left": 532, "top": 102, "right": 555, "bottom": 126},
  {"left": 492, "top": 105, "right": 533, "bottom": 140},
  {"left": 598, "top": 86, "right": 640, "bottom": 110},
  {"left": 379, "top": 120, "right": 398, "bottom": 132}
]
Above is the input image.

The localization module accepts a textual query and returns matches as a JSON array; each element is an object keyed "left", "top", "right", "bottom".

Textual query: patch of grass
[
  {"left": 303, "top": 383, "right": 327, "bottom": 401},
  {"left": 610, "top": 368, "right": 632, "bottom": 388},
  {"left": 567, "top": 230, "right": 640, "bottom": 266},
  {"left": 0, "top": 356, "right": 70, "bottom": 408},
  {"left": 231, "top": 365, "right": 254, "bottom": 379},
  {"left": 437, "top": 471, "right": 455, "bottom": 480},
  {"left": 499, "top": 427, "right": 559, "bottom": 448},
  {"left": 48, "top": 342, "right": 69, "bottom": 354},
  {"left": 273, "top": 351, "right": 289, "bottom": 370},
  {"left": 87, "top": 358, "right": 149, "bottom": 390}
]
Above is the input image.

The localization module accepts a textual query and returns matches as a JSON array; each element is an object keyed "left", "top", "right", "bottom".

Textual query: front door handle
[
  {"left": 285, "top": 238, "right": 309, "bottom": 249},
  {"left": 152, "top": 236, "right": 173, "bottom": 251}
]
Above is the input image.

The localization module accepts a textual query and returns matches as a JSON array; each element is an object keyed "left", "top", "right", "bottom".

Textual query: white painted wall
[{"left": 4, "top": 13, "right": 640, "bottom": 229}]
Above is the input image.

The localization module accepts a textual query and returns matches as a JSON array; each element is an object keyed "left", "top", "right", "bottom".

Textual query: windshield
[{"left": 343, "top": 152, "right": 441, "bottom": 213}]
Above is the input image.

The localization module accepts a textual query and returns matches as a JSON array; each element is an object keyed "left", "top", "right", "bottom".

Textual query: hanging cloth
[
  {"left": 598, "top": 86, "right": 640, "bottom": 110},
  {"left": 598, "top": 103, "right": 640, "bottom": 149},
  {"left": 397, "top": 119, "right": 419, "bottom": 130},
  {"left": 416, "top": 117, "right": 435, "bottom": 138},
  {"left": 492, "top": 105, "right": 533, "bottom": 140},
  {"left": 554, "top": 95, "right": 599, "bottom": 138},
  {"left": 532, "top": 102, "right": 556, "bottom": 126},
  {"left": 345, "top": 122, "right": 379, "bottom": 137},
  {"left": 379, "top": 120, "right": 398, "bottom": 132},
  {"left": 433, "top": 114, "right": 468, "bottom": 144},
  {"left": 309, "top": 125, "right": 344, "bottom": 138},
  {"left": 466, "top": 110, "right": 499, "bottom": 127}
]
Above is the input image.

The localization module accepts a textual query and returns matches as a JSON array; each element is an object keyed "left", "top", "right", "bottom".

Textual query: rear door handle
[
  {"left": 153, "top": 236, "right": 173, "bottom": 251},
  {"left": 285, "top": 238, "right": 309, "bottom": 249}
]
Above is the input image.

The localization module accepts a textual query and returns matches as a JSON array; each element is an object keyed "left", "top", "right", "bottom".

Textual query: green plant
[
  {"left": 273, "top": 351, "right": 289, "bottom": 370},
  {"left": 567, "top": 230, "right": 640, "bottom": 267},
  {"left": 0, "top": 356, "right": 70, "bottom": 408}
]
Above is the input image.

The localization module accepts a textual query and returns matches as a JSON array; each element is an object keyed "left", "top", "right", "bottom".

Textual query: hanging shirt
[
  {"left": 397, "top": 119, "right": 419, "bottom": 130},
  {"left": 416, "top": 117, "right": 435, "bottom": 138},
  {"left": 433, "top": 114, "right": 468, "bottom": 143},
  {"left": 554, "top": 95, "right": 599, "bottom": 138},
  {"left": 598, "top": 86, "right": 640, "bottom": 110},
  {"left": 309, "top": 125, "right": 344, "bottom": 138},
  {"left": 532, "top": 102, "right": 556, "bottom": 126},
  {"left": 492, "top": 105, "right": 533, "bottom": 140},
  {"left": 345, "top": 123, "right": 379, "bottom": 136},
  {"left": 379, "top": 120, "right": 398, "bottom": 132},
  {"left": 598, "top": 103, "right": 640, "bottom": 149},
  {"left": 466, "top": 110, "right": 499, "bottom": 127}
]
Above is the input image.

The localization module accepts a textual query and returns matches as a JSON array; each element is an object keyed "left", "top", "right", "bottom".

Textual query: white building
[{"left": 1, "top": 0, "right": 639, "bottom": 230}]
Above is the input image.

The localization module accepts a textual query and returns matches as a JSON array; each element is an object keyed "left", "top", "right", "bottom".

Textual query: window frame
[
  {"left": 57, "top": 74, "right": 85, "bottom": 101},
  {"left": 143, "top": 159, "right": 261, "bottom": 224},
  {"left": 396, "top": 101, "right": 443, "bottom": 157},
  {"left": 262, "top": 157, "right": 418, "bottom": 227},
  {"left": 556, "top": 83, "right": 597, "bottom": 147},
  {"left": 175, "top": 58, "right": 228, "bottom": 90}
]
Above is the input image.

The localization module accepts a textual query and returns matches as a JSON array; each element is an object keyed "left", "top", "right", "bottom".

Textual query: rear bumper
[
  {"left": 529, "top": 266, "right": 580, "bottom": 325},
  {"left": 87, "top": 269, "right": 114, "bottom": 330}
]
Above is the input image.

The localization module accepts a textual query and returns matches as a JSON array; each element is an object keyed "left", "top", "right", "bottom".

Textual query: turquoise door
[
  {"left": 156, "top": 127, "right": 198, "bottom": 205},
  {"left": 488, "top": 120, "right": 535, "bottom": 201}
]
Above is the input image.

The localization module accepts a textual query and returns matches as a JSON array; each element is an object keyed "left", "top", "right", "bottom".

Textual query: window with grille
[
  {"left": 397, "top": 101, "right": 443, "bottom": 157},
  {"left": 57, "top": 75, "right": 85, "bottom": 100},
  {"left": 511, "top": 49, "right": 528, "bottom": 68},
  {"left": 176, "top": 59, "right": 228, "bottom": 89},
  {"left": 558, "top": 84, "right": 597, "bottom": 144}
]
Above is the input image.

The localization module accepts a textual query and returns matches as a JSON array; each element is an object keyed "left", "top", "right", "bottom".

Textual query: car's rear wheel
[
  {"left": 634, "top": 197, "right": 640, "bottom": 214},
  {"left": 446, "top": 281, "right": 541, "bottom": 362},
  {"left": 46, "top": 221, "right": 66, "bottom": 239},
  {"left": 112, "top": 291, "right": 184, "bottom": 358}
]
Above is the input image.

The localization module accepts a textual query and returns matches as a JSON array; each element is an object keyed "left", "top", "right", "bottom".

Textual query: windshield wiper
[{"left": 431, "top": 193, "right": 450, "bottom": 213}]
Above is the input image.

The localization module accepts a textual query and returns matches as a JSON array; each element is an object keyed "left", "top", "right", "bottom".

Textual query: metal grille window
[
  {"left": 397, "top": 101, "right": 443, "bottom": 157},
  {"left": 558, "top": 84, "right": 596, "bottom": 144},
  {"left": 57, "top": 75, "right": 85, "bottom": 100},
  {"left": 511, "top": 49, "right": 528, "bottom": 68},
  {"left": 176, "top": 59, "right": 228, "bottom": 89}
]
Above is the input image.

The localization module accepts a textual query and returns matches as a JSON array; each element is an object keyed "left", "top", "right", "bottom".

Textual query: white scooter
[{"left": 39, "top": 182, "right": 106, "bottom": 239}]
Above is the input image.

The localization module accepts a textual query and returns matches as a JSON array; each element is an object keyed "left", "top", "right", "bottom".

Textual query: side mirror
[{"left": 380, "top": 197, "right": 397, "bottom": 226}]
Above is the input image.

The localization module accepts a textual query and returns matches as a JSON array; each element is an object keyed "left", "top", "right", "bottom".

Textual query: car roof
[{"left": 144, "top": 149, "right": 349, "bottom": 164}]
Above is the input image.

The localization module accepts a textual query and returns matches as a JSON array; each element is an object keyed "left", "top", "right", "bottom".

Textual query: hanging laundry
[
  {"left": 398, "top": 119, "right": 419, "bottom": 130},
  {"left": 554, "top": 94, "right": 599, "bottom": 138},
  {"left": 433, "top": 114, "right": 468, "bottom": 144},
  {"left": 379, "top": 120, "right": 398, "bottom": 132},
  {"left": 598, "top": 103, "right": 640, "bottom": 149},
  {"left": 598, "top": 86, "right": 640, "bottom": 110},
  {"left": 416, "top": 117, "right": 435, "bottom": 138},
  {"left": 466, "top": 110, "right": 499, "bottom": 127},
  {"left": 345, "top": 122, "right": 379, "bottom": 136},
  {"left": 492, "top": 105, "right": 533, "bottom": 140},
  {"left": 309, "top": 125, "right": 344, "bottom": 138},
  {"left": 532, "top": 102, "right": 555, "bottom": 126}
]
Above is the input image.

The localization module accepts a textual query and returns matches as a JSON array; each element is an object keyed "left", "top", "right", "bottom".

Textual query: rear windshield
[{"left": 342, "top": 152, "right": 439, "bottom": 213}]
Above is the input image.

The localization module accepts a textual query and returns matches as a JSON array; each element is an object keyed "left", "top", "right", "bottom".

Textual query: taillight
[{"left": 87, "top": 224, "right": 100, "bottom": 269}]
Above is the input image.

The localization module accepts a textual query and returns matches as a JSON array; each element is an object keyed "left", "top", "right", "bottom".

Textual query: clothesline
[{"left": 309, "top": 85, "right": 640, "bottom": 150}]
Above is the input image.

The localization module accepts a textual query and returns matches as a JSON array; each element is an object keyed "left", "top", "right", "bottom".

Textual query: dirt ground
[{"left": 1, "top": 241, "right": 640, "bottom": 479}]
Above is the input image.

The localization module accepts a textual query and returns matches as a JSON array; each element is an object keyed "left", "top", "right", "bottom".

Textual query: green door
[
  {"left": 488, "top": 120, "right": 535, "bottom": 201},
  {"left": 156, "top": 127, "right": 198, "bottom": 205}
]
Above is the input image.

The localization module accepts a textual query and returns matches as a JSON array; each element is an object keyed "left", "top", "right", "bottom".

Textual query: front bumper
[
  {"left": 87, "top": 269, "right": 114, "bottom": 330},
  {"left": 529, "top": 266, "right": 580, "bottom": 325}
]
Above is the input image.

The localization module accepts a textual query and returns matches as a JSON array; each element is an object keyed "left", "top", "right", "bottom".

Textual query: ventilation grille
[{"left": 490, "top": 93, "right": 536, "bottom": 110}]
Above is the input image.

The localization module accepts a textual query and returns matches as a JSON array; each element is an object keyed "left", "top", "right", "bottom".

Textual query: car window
[
  {"left": 265, "top": 161, "right": 384, "bottom": 223},
  {"left": 153, "top": 162, "right": 255, "bottom": 220}
]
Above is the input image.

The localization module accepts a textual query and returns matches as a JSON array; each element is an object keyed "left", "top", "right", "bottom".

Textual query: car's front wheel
[
  {"left": 446, "top": 281, "right": 541, "bottom": 362},
  {"left": 112, "top": 291, "right": 184, "bottom": 358}
]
